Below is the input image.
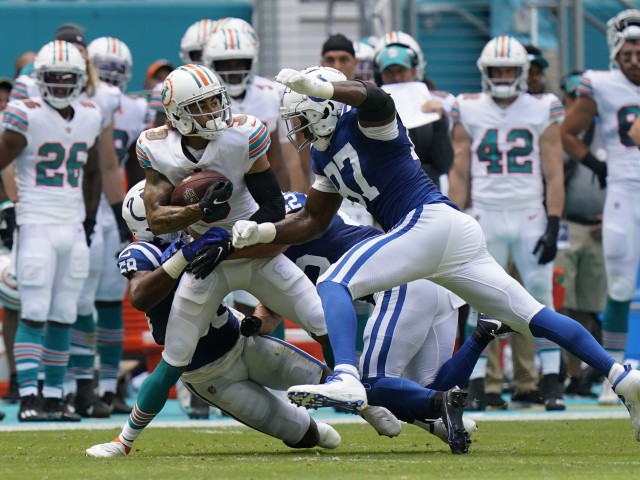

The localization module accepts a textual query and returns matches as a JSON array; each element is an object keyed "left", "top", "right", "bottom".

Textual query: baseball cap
[
  {"left": 376, "top": 45, "right": 414, "bottom": 71},
  {"left": 146, "top": 59, "right": 175, "bottom": 80},
  {"left": 528, "top": 54, "right": 549, "bottom": 69},
  {"left": 54, "top": 23, "right": 86, "bottom": 47}
]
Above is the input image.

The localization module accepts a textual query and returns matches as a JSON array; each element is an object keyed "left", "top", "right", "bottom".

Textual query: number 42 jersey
[{"left": 452, "top": 92, "right": 564, "bottom": 209}]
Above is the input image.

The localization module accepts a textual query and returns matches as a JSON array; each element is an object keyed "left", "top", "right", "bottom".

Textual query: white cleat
[
  {"left": 598, "top": 378, "right": 621, "bottom": 406},
  {"left": 316, "top": 422, "right": 341, "bottom": 449},
  {"left": 360, "top": 405, "right": 402, "bottom": 437},
  {"left": 612, "top": 364, "right": 640, "bottom": 441},
  {"left": 85, "top": 440, "right": 130, "bottom": 458},
  {"left": 287, "top": 370, "right": 368, "bottom": 413},
  {"left": 415, "top": 417, "right": 478, "bottom": 444}
]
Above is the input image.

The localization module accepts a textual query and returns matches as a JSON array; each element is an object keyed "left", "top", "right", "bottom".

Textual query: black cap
[
  {"left": 54, "top": 23, "right": 86, "bottom": 47},
  {"left": 322, "top": 33, "right": 355, "bottom": 57}
]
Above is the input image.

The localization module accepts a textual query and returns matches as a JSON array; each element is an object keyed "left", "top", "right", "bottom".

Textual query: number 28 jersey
[
  {"left": 452, "top": 92, "right": 564, "bottom": 209},
  {"left": 2, "top": 97, "right": 102, "bottom": 225}
]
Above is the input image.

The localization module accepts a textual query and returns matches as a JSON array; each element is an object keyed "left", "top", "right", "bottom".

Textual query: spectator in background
[
  {"left": 374, "top": 43, "right": 453, "bottom": 189},
  {"left": 144, "top": 59, "right": 174, "bottom": 91},
  {"left": 524, "top": 44, "right": 549, "bottom": 94},
  {"left": 555, "top": 72, "right": 606, "bottom": 397},
  {"left": 320, "top": 34, "right": 358, "bottom": 79}
]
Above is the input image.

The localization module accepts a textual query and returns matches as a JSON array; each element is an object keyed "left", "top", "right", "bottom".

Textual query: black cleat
[
  {"left": 43, "top": 397, "right": 82, "bottom": 422},
  {"left": 511, "top": 390, "right": 544, "bottom": 407},
  {"left": 464, "top": 378, "right": 486, "bottom": 412},
  {"left": 3, "top": 374, "right": 19, "bottom": 403},
  {"left": 477, "top": 316, "right": 513, "bottom": 338},
  {"left": 439, "top": 387, "right": 471, "bottom": 454},
  {"left": 541, "top": 373, "right": 566, "bottom": 411},
  {"left": 17, "top": 395, "right": 48, "bottom": 422},
  {"left": 485, "top": 392, "right": 508, "bottom": 410},
  {"left": 102, "top": 392, "right": 132, "bottom": 414}
]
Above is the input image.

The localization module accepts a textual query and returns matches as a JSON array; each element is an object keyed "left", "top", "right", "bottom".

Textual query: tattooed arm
[{"left": 143, "top": 168, "right": 205, "bottom": 235}]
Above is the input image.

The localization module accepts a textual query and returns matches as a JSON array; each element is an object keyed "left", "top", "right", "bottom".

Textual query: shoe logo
[{"left": 528, "top": 213, "right": 540, "bottom": 221}]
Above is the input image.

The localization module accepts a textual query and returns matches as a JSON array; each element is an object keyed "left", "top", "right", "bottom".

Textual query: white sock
[
  {"left": 334, "top": 364, "right": 359, "bottom": 378},
  {"left": 607, "top": 363, "right": 626, "bottom": 386}
]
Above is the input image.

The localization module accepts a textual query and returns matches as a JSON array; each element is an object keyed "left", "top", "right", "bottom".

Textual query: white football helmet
[
  {"left": 179, "top": 19, "right": 216, "bottom": 65},
  {"left": 211, "top": 17, "right": 259, "bottom": 48},
  {"left": 354, "top": 40, "right": 376, "bottom": 82},
  {"left": 0, "top": 248, "right": 19, "bottom": 311},
  {"left": 280, "top": 66, "right": 347, "bottom": 152},
  {"left": 607, "top": 9, "right": 640, "bottom": 67},
  {"left": 203, "top": 25, "right": 259, "bottom": 97},
  {"left": 477, "top": 35, "right": 529, "bottom": 98},
  {"left": 161, "top": 64, "right": 231, "bottom": 141},
  {"left": 87, "top": 36, "right": 133, "bottom": 91},
  {"left": 34, "top": 40, "right": 87, "bottom": 109},
  {"left": 374, "top": 31, "right": 426, "bottom": 80},
  {"left": 122, "top": 180, "right": 179, "bottom": 244}
]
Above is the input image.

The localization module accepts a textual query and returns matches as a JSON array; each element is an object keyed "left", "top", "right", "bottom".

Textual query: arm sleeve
[{"left": 245, "top": 167, "right": 285, "bottom": 224}]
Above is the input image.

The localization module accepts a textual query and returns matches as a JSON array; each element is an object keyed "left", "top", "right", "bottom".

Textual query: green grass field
[{"left": 2, "top": 419, "right": 638, "bottom": 479}]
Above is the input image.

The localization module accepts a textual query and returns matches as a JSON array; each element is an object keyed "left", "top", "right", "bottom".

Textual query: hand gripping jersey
[
  {"left": 117, "top": 240, "right": 240, "bottom": 372},
  {"left": 451, "top": 92, "right": 564, "bottom": 209},
  {"left": 136, "top": 114, "right": 271, "bottom": 234},
  {"left": 2, "top": 97, "right": 102, "bottom": 224},
  {"left": 310, "top": 109, "right": 455, "bottom": 231},
  {"left": 230, "top": 75, "right": 282, "bottom": 133},
  {"left": 578, "top": 69, "right": 640, "bottom": 185}
]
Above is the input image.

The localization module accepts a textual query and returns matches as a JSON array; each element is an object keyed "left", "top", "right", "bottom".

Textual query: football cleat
[
  {"left": 477, "top": 316, "right": 513, "bottom": 338},
  {"left": 316, "top": 422, "right": 342, "bottom": 449},
  {"left": 598, "top": 378, "right": 621, "bottom": 406},
  {"left": 439, "top": 387, "right": 471, "bottom": 454},
  {"left": 42, "top": 397, "right": 82, "bottom": 422},
  {"left": 86, "top": 439, "right": 131, "bottom": 458},
  {"left": 360, "top": 405, "right": 402, "bottom": 437},
  {"left": 75, "top": 393, "right": 112, "bottom": 419},
  {"left": 612, "top": 364, "right": 640, "bottom": 441},
  {"left": 287, "top": 370, "right": 368, "bottom": 413},
  {"left": 17, "top": 395, "right": 48, "bottom": 422},
  {"left": 415, "top": 417, "right": 478, "bottom": 444}
]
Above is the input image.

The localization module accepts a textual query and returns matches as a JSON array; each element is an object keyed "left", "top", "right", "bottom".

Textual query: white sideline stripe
[{"left": 0, "top": 409, "right": 628, "bottom": 432}]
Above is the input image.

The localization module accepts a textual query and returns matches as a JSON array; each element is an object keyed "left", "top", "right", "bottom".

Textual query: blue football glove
[
  {"left": 181, "top": 227, "right": 230, "bottom": 262},
  {"left": 161, "top": 238, "right": 186, "bottom": 264}
]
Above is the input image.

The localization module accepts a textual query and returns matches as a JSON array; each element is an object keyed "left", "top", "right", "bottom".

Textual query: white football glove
[
  {"left": 232, "top": 220, "right": 276, "bottom": 249},
  {"left": 275, "top": 68, "right": 335, "bottom": 99}
]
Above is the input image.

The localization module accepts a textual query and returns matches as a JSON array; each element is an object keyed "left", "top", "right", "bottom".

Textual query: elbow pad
[{"left": 357, "top": 81, "right": 396, "bottom": 122}]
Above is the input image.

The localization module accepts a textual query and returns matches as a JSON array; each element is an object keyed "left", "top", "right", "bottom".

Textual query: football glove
[
  {"left": 240, "top": 315, "right": 263, "bottom": 337},
  {"left": 275, "top": 68, "right": 335, "bottom": 99},
  {"left": 0, "top": 202, "right": 16, "bottom": 250},
  {"left": 232, "top": 220, "right": 276, "bottom": 248},
  {"left": 581, "top": 152, "right": 607, "bottom": 189},
  {"left": 198, "top": 180, "right": 233, "bottom": 216},
  {"left": 190, "top": 237, "right": 234, "bottom": 280},
  {"left": 533, "top": 216, "right": 560, "bottom": 265},
  {"left": 82, "top": 212, "right": 97, "bottom": 247}
]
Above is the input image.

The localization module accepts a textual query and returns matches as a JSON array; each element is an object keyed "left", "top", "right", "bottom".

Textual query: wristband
[
  {"left": 0, "top": 201, "right": 14, "bottom": 211},
  {"left": 257, "top": 223, "right": 277, "bottom": 243},
  {"left": 161, "top": 249, "right": 188, "bottom": 279}
]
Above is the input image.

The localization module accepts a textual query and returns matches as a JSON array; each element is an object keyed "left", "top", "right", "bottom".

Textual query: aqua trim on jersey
[
  {"left": 149, "top": 90, "right": 163, "bottom": 113},
  {"left": 2, "top": 106, "right": 28, "bottom": 133},
  {"left": 450, "top": 101, "right": 461, "bottom": 121},
  {"left": 136, "top": 142, "right": 152, "bottom": 169},
  {"left": 311, "top": 109, "right": 457, "bottom": 231},
  {"left": 549, "top": 100, "right": 565, "bottom": 122},
  {"left": 248, "top": 123, "right": 270, "bottom": 159},
  {"left": 9, "top": 81, "right": 30, "bottom": 102},
  {"left": 577, "top": 76, "right": 593, "bottom": 97}
]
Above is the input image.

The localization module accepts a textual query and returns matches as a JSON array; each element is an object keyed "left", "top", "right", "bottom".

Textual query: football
[{"left": 170, "top": 170, "right": 230, "bottom": 206}]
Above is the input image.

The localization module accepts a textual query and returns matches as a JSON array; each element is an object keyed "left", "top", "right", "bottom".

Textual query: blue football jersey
[
  {"left": 117, "top": 241, "right": 239, "bottom": 371},
  {"left": 283, "top": 191, "right": 382, "bottom": 284},
  {"left": 311, "top": 109, "right": 457, "bottom": 230}
]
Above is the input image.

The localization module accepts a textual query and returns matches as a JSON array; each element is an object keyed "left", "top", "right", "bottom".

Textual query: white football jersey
[
  {"left": 2, "top": 97, "right": 102, "bottom": 225},
  {"left": 9, "top": 74, "right": 38, "bottom": 102},
  {"left": 230, "top": 75, "right": 281, "bottom": 133},
  {"left": 114, "top": 93, "right": 152, "bottom": 166},
  {"left": 578, "top": 69, "right": 640, "bottom": 185},
  {"left": 80, "top": 81, "right": 120, "bottom": 130},
  {"left": 452, "top": 92, "right": 564, "bottom": 209},
  {"left": 136, "top": 114, "right": 271, "bottom": 234}
]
